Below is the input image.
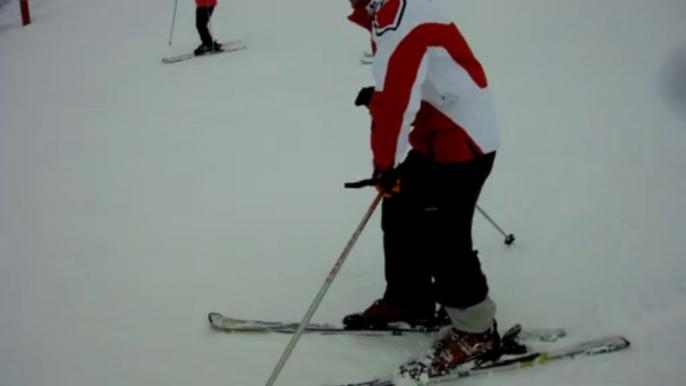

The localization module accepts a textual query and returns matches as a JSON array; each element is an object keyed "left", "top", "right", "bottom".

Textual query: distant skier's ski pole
[
  {"left": 264, "top": 193, "right": 383, "bottom": 386},
  {"left": 168, "top": 0, "right": 179, "bottom": 45},
  {"left": 475, "top": 205, "right": 515, "bottom": 245},
  {"left": 345, "top": 178, "right": 515, "bottom": 245}
]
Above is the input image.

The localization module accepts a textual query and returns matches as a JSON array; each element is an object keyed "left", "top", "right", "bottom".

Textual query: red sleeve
[
  {"left": 369, "top": 91, "right": 403, "bottom": 171},
  {"left": 369, "top": 31, "right": 429, "bottom": 171},
  {"left": 348, "top": 8, "right": 373, "bottom": 32}
]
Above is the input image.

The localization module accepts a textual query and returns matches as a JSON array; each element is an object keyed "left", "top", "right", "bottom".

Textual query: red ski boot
[
  {"left": 342, "top": 299, "right": 435, "bottom": 330},
  {"left": 399, "top": 322, "right": 500, "bottom": 381},
  {"left": 432, "top": 322, "right": 500, "bottom": 368}
]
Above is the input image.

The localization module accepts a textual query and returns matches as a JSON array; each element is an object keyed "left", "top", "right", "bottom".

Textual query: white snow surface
[{"left": 2, "top": 0, "right": 686, "bottom": 385}]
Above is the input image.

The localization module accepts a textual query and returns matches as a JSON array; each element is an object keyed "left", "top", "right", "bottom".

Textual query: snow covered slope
[{"left": 1, "top": 0, "right": 686, "bottom": 385}]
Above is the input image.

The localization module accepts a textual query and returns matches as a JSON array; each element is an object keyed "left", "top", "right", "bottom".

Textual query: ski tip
[{"left": 208, "top": 312, "right": 222, "bottom": 324}]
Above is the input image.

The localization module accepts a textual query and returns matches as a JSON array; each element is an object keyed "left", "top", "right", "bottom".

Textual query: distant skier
[
  {"left": 195, "top": 0, "right": 222, "bottom": 55},
  {"left": 345, "top": 0, "right": 501, "bottom": 376}
]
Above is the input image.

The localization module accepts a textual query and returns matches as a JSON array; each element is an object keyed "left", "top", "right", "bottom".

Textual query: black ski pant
[
  {"left": 196, "top": 6, "right": 215, "bottom": 47},
  {"left": 381, "top": 150, "right": 496, "bottom": 314}
]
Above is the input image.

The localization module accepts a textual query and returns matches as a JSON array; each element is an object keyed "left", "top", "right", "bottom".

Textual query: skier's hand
[
  {"left": 350, "top": 0, "right": 369, "bottom": 9},
  {"left": 373, "top": 168, "right": 401, "bottom": 198},
  {"left": 355, "top": 86, "right": 375, "bottom": 108}
]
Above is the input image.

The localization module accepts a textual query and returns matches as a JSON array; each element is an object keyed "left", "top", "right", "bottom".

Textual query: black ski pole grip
[{"left": 344, "top": 178, "right": 379, "bottom": 189}]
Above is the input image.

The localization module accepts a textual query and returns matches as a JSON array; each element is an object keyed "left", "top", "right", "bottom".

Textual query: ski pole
[
  {"left": 264, "top": 193, "right": 383, "bottom": 386},
  {"left": 168, "top": 0, "right": 179, "bottom": 45},
  {"left": 344, "top": 177, "right": 515, "bottom": 245},
  {"left": 475, "top": 205, "right": 515, "bottom": 245}
]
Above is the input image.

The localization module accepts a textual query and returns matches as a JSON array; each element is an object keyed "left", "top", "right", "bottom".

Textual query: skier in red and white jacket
[
  {"left": 344, "top": 0, "right": 501, "bottom": 374},
  {"left": 195, "top": 0, "right": 222, "bottom": 55}
]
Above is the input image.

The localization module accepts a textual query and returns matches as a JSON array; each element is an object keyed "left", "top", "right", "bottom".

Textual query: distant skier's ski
[
  {"left": 360, "top": 51, "right": 374, "bottom": 65},
  {"left": 207, "top": 312, "right": 566, "bottom": 341},
  {"left": 327, "top": 335, "right": 631, "bottom": 386},
  {"left": 162, "top": 40, "right": 245, "bottom": 64}
]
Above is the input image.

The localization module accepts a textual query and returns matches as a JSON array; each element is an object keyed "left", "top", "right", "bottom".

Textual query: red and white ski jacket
[
  {"left": 349, "top": 0, "right": 500, "bottom": 171},
  {"left": 196, "top": 0, "right": 217, "bottom": 7}
]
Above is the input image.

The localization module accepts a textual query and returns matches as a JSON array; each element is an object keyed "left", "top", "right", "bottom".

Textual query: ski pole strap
[{"left": 344, "top": 178, "right": 378, "bottom": 189}]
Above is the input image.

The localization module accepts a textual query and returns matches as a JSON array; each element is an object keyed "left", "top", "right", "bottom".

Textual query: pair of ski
[
  {"left": 361, "top": 51, "right": 374, "bottom": 65},
  {"left": 208, "top": 312, "right": 631, "bottom": 385},
  {"left": 162, "top": 40, "right": 246, "bottom": 64}
]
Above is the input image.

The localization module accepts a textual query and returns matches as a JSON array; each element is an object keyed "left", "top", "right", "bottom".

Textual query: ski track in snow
[{"left": 1, "top": 0, "right": 686, "bottom": 385}]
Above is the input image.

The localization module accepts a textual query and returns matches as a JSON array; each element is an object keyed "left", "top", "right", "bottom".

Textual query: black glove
[
  {"left": 355, "top": 86, "right": 375, "bottom": 108},
  {"left": 350, "top": 0, "right": 369, "bottom": 9},
  {"left": 373, "top": 167, "right": 401, "bottom": 197}
]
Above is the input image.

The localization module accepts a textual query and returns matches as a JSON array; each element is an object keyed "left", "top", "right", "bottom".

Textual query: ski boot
[
  {"left": 194, "top": 43, "right": 212, "bottom": 56},
  {"left": 399, "top": 321, "right": 501, "bottom": 381},
  {"left": 342, "top": 299, "right": 437, "bottom": 331},
  {"left": 432, "top": 321, "right": 501, "bottom": 368},
  {"left": 399, "top": 322, "right": 531, "bottom": 381}
]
